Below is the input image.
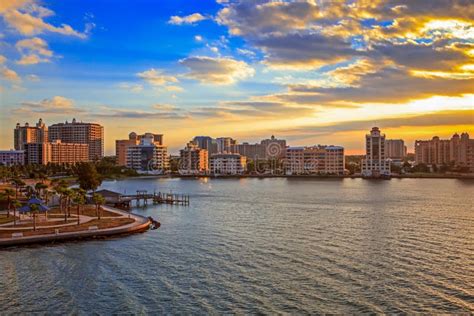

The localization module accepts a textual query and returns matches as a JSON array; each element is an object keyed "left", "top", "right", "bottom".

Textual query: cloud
[
  {"left": 194, "top": 35, "right": 203, "bottom": 42},
  {"left": 0, "top": 0, "right": 87, "bottom": 38},
  {"left": 137, "top": 68, "right": 179, "bottom": 86},
  {"left": 118, "top": 82, "right": 144, "bottom": 93},
  {"left": 0, "top": 55, "right": 6, "bottom": 64},
  {"left": 93, "top": 105, "right": 187, "bottom": 120},
  {"left": 26, "top": 73, "right": 39, "bottom": 81},
  {"left": 15, "top": 37, "right": 54, "bottom": 66},
  {"left": 1, "top": 67, "right": 21, "bottom": 81},
  {"left": 280, "top": 109, "right": 474, "bottom": 138},
  {"left": 169, "top": 13, "right": 207, "bottom": 25},
  {"left": 15, "top": 96, "right": 82, "bottom": 114},
  {"left": 179, "top": 56, "right": 255, "bottom": 84}
]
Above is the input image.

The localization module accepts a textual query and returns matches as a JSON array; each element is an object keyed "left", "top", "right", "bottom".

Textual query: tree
[
  {"left": 11, "top": 178, "right": 26, "bottom": 199},
  {"left": 30, "top": 203, "right": 39, "bottom": 231},
  {"left": 72, "top": 188, "right": 86, "bottom": 225},
  {"left": 35, "top": 182, "right": 48, "bottom": 198},
  {"left": 92, "top": 193, "right": 105, "bottom": 220},
  {"left": 76, "top": 163, "right": 102, "bottom": 192},
  {"left": 12, "top": 199, "right": 21, "bottom": 226},
  {"left": 0, "top": 188, "right": 15, "bottom": 217},
  {"left": 62, "top": 188, "right": 73, "bottom": 221}
]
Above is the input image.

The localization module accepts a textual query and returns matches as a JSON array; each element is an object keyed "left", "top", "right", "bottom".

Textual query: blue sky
[{"left": 1, "top": 0, "right": 473, "bottom": 154}]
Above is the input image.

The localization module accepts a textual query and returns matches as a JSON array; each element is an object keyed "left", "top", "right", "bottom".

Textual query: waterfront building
[
  {"left": 210, "top": 153, "right": 247, "bottom": 175},
  {"left": 386, "top": 139, "right": 407, "bottom": 159},
  {"left": 192, "top": 136, "right": 218, "bottom": 155},
  {"left": 234, "top": 135, "right": 287, "bottom": 160},
  {"left": 116, "top": 132, "right": 164, "bottom": 166},
  {"left": 50, "top": 140, "right": 89, "bottom": 164},
  {"left": 285, "top": 145, "right": 345, "bottom": 175},
  {"left": 361, "top": 127, "right": 391, "bottom": 177},
  {"left": 216, "top": 137, "right": 237, "bottom": 153},
  {"left": 126, "top": 134, "right": 169, "bottom": 173},
  {"left": 415, "top": 133, "right": 474, "bottom": 171},
  {"left": 24, "top": 143, "right": 51, "bottom": 165},
  {"left": 14, "top": 119, "right": 48, "bottom": 150},
  {"left": 49, "top": 118, "right": 104, "bottom": 161},
  {"left": 179, "top": 142, "right": 209, "bottom": 175},
  {"left": 0, "top": 150, "right": 25, "bottom": 166}
]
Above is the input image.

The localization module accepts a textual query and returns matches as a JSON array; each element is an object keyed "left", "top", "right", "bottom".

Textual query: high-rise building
[
  {"left": 361, "top": 127, "right": 391, "bottom": 177},
  {"left": 49, "top": 118, "right": 104, "bottom": 161},
  {"left": 126, "top": 134, "right": 169, "bottom": 173},
  {"left": 216, "top": 137, "right": 237, "bottom": 153},
  {"left": 234, "top": 142, "right": 266, "bottom": 160},
  {"left": 179, "top": 142, "right": 209, "bottom": 175},
  {"left": 261, "top": 135, "right": 287, "bottom": 159},
  {"left": 0, "top": 150, "right": 25, "bottom": 166},
  {"left": 210, "top": 153, "right": 247, "bottom": 175},
  {"left": 285, "top": 145, "right": 345, "bottom": 175},
  {"left": 415, "top": 133, "right": 474, "bottom": 171},
  {"left": 14, "top": 119, "right": 48, "bottom": 150},
  {"left": 386, "top": 139, "right": 407, "bottom": 159},
  {"left": 116, "top": 132, "right": 164, "bottom": 166}
]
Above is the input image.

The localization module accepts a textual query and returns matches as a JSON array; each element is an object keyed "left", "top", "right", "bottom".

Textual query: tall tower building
[
  {"left": 48, "top": 118, "right": 104, "bottom": 161},
  {"left": 361, "top": 127, "right": 391, "bottom": 177},
  {"left": 14, "top": 118, "right": 48, "bottom": 150}
]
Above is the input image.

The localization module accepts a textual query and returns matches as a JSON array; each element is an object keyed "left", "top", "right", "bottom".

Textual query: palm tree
[
  {"left": 0, "top": 188, "right": 15, "bottom": 218},
  {"left": 11, "top": 178, "right": 26, "bottom": 199},
  {"left": 12, "top": 200, "right": 21, "bottom": 227},
  {"left": 72, "top": 189, "right": 86, "bottom": 225},
  {"left": 92, "top": 193, "right": 105, "bottom": 220},
  {"left": 62, "top": 188, "right": 73, "bottom": 222},
  {"left": 30, "top": 203, "right": 39, "bottom": 231},
  {"left": 35, "top": 182, "right": 48, "bottom": 198}
]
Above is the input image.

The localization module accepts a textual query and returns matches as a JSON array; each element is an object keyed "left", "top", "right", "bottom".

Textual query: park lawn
[
  {"left": 1, "top": 219, "right": 77, "bottom": 228},
  {"left": 0, "top": 217, "right": 135, "bottom": 238},
  {"left": 49, "top": 205, "right": 121, "bottom": 217}
]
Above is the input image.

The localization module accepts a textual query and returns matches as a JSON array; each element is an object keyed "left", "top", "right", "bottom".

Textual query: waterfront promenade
[{"left": 0, "top": 206, "right": 150, "bottom": 247}]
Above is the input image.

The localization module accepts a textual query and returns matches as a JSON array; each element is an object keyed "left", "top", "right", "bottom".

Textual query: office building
[
  {"left": 0, "top": 150, "right": 25, "bottom": 166},
  {"left": 179, "top": 142, "right": 209, "bottom": 175},
  {"left": 216, "top": 137, "right": 237, "bottom": 153},
  {"left": 210, "top": 153, "right": 247, "bottom": 175},
  {"left": 49, "top": 118, "right": 104, "bottom": 161},
  {"left": 14, "top": 119, "right": 48, "bottom": 150},
  {"left": 361, "top": 127, "right": 391, "bottom": 177},
  {"left": 192, "top": 136, "right": 218, "bottom": 155},
  {"left": 285, "top": 145, "right": 345, "bottom": 175}
]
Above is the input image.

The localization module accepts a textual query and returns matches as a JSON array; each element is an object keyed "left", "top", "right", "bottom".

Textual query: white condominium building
[
  {"left": 361, "top": 127, "right": 391, "bottom": 177},
  {"left": 210, "top": 153, "right": 247, "bottom": 175}
]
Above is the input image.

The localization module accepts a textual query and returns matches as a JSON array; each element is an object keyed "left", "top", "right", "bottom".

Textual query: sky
[{"left": 0, "top": 0, "right": 473, "bottom": 155}]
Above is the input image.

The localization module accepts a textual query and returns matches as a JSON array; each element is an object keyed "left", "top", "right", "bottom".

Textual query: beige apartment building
[
  {"left": 116, "top": 132, "right": 164, "bottom": 166},
  {"left": 49, "top": 118, "right": 104, "bottom": 161},
  {"left": 361, "top": 127, "right": 391, "bottom": 177},
  {"left": 179, "top": 142, "right": 209, "bottom": 175},
  {"left": 415, "top": 133, "right": 474, "bottom": 171},
  {"left": 14, "top": 119, "right": 48, "bottom": 150},
  {"left": 125, "top": 134, "right": 169, "bottom": 173},
  {"left": 285, "top": 145, "right": 345, "bottom": 175},
  {"left": 385, "top": 139, "right": 407, "bottom": 159},
  {"left": 50, "top": 140, "right": 89, "bottom": 164}
]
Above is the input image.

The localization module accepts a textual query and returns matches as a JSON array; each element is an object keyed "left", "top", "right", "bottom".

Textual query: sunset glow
[{"left": 1, "top": 0, "right": 473, "bottom": 154}]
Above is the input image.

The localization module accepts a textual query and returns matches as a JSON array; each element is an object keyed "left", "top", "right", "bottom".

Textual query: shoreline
[
  {"left": 0, "top": 206, "right": 151, "bottom": 248},
  {"left": 104, "top": 174, "right": 474, "bottom": 180}
]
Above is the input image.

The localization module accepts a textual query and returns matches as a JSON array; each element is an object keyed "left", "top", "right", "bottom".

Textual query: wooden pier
[{"left": 123, "top": 190, "right": 190, "bottom": 207}]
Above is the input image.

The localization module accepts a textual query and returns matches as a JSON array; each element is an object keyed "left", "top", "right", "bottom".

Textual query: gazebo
[{"left": 18, "top": 197, "right": 50, "bottom": 225}]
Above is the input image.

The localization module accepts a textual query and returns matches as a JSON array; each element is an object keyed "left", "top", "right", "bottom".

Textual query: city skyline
[{"left": 1, "top": 1, "right": 473, "bottom": 155}]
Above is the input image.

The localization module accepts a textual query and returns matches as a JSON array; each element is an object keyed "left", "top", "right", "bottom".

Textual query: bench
[
  {"left": 88, "top": 226, "right": 99, "bottom": 231},
  {"left": 12, "top": 232, "right": 23, "bottom": 238}
]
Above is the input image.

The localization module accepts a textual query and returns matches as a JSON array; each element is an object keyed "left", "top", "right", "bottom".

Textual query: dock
[{"left": 123, "top": 190, "right": 190, "bottom": 207}]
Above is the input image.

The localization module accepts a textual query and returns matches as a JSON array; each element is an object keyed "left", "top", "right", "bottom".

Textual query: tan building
[
  {"left": 50, "top": 140, "right": 89, "bottom": 164},
  {"left": 210, "top": 153, "right": 247, "bottom": 175},
  {"left": 415, "top": 133, "right": 474, "bottom": 171},
  {"left": 14, "top": 119, "right": 48, "bottom": 150},
  {"left": 116, "top": 132, "right": 165, "bottom": 167},
  {"left": 0, "top": 150, "right": 25, "bottom": 166},
  {"left": 179, "top": 142, "right": 209, "bottom": 175},
  {"left": 49, "top": 118, "right": 104, "bottom": 161},
  {"left": 386, "top": 139, "right": 407, "bottom": 159},
  {"left": 285, "top": 145, "right": 345, "bottom": 175}
]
